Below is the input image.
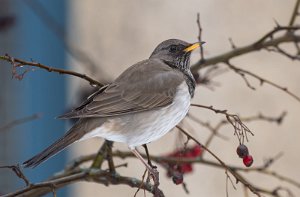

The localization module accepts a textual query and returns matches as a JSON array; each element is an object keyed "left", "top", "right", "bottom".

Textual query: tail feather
[
  {"left": 23, "top": 132, "right": 78, "bottom": 168},
  {"left": 23, "top": 119, "right": 88, "bottom": 168}
]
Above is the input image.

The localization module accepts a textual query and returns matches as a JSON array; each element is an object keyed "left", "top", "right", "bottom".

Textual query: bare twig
[
  {"left": 196, "top": 13, "right": 205, "bottom": 62},
  {"left": 134, "top": 169, "right": 148, "bottom": 197},
  {"left": 190, "top": 104, "right": 254, "bottom": 144},
  {"left": 288, "top": 0, "right": 300, "bottom": 26},
  {"left": 0, "top": 54, "right": 103, "bottom": 87},
  {"left": 0, "top": 114, "right": 41, "bottom": 132},
  {"left": 226, "top": 62, "right": 300, "bottom": 102},
  {"left": 0, "top": 165, "right": 30, "bottom": 186},
  {"left": 176, "top": 125, "right": 261, "bottom": 196},
  {"left": 266, "top": 45, "right": 300, "bottom": 60},
  {"left": 191, "top": 26, "right": 300, "bottom": 71},
  {"left": 187, "top": 113, "right": 229, "bottom": 140},
  {"left": 2, "top": 168, "right": 164, "bottom": 197},
  {"left": 48, "top": 146, "right": 300, "bottom": 197},
  {"left": 188, "top": 111, "right": 286, "bottom": 155}
]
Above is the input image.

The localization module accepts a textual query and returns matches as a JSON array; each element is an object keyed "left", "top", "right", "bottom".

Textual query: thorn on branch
[
  {"left": 229, "top": 38, "right": 237, "bottom": 49},
  {"left": 273, "top": 18, "right": 281, "bottom": 28}
]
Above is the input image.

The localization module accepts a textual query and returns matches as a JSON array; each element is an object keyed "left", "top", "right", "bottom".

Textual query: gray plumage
[{"left": 23, "top": 39, "right": 199, "bottom": 168}]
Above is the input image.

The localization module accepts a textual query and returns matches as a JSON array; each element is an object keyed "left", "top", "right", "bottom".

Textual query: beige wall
[{"left": 67, "top": 0, "right": 300, "bottom": 196}]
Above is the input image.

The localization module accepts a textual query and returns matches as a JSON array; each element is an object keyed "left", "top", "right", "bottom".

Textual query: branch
[
  {"left": 196, "top": 13, "right": 205, "bottom": 62},
  {"left": 68, "top": 149, "right": 300, "bottom": 193},
  {"left": 226, "top": 62, "right": 300, "bottom": 102},
  {"left": 2, "top": 168, "right": 164, "bottom": 197},
  {"left": 0, "top": 114, "right": 41, "bottom": 132},
  {"left": 190, "top": 104, "right": 254, "bottom": 144},
  {"left": 0, "top": 165, "right": 30, "bottom": 186},
  {"left": 191, "top": 26, "right": 300, "bottom": 72},
  {"left": 288, "top": 0, "right": 300, "bottom": 26},
  {"left": 0, "top": 54, "right": 103, "bottom": 87},
  {"left": 176, "top": 126, "right": 284, "bottom": 197},
  {"left": 188, "top": 111, "right": 286, "bottom": 150}
]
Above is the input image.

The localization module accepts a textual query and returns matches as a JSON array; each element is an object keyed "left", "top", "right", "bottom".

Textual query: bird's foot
[
  {"left": 148, "top": 166, "right": 163, "bottom": 197},
  {"left": 148, "top": 166, "right": 159, "bottom": 186},
  {"left": 148, "top": 161, "right": 157, "bottom": 170},
  {"left": 147, "top": 166, "right": 161, "bottom": 197}
]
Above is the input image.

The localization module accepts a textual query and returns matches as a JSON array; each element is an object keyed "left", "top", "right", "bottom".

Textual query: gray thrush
[{"left": 23, "top": 39, "right": 203, "bottom": 182}]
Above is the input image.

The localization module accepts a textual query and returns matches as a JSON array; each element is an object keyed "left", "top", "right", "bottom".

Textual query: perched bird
[{"left": 23, "top": 39, "right": 203, "bottom": 179}]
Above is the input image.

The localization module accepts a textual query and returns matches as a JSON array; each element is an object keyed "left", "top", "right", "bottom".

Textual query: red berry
[
  {"left": 172, "top": 171, "right": 184, "bottom": 185},
  {"left": 179, "top": 164, "right": 193, "bottom": 173},
  {"left": 236, "top": 144, "right": 249, "bottom": 158},
  {"left": 243, "top": 155, "right": 254, "bottom": 167},
  {"left": 192, "top": 145, "right": 202, "bottom": 157}
]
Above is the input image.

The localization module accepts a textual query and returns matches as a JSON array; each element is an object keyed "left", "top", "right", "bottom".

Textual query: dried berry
[
  {"left": 236, "top": 144, "right": 249, "bottom": 158},
  {"left": 172, "top": 171, "right": 184, "bottom": 185},
  {"left": 243, "top": 155, "right": 254, "bottom": 167}
]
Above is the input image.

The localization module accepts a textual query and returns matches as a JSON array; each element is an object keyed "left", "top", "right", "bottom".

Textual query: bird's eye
[{"left": 169, "top": 45, "right": 177, "bottom": 53}]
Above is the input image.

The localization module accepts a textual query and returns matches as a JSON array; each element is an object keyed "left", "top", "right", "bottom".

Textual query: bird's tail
[{"left": 23, "top": 119, "right": 88, "bottom": 168}]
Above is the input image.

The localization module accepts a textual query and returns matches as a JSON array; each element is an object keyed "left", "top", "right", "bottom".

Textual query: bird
[{"left": 23, "top": 39, "right": 203, "bottom": 181}]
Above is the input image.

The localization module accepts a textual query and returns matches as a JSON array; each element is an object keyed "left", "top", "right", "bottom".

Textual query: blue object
[{"left": 0, "top": 0, "right": 68, "bottom": 196}]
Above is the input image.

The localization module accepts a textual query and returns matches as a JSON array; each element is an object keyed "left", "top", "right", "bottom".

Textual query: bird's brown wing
[{"left": 58, "top": 59, "right": 185, "bottom": 119}]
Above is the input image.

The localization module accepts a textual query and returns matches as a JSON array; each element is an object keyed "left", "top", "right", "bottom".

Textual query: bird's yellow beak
[{"left": 183, "top": 41, "right": 205, "bottom": 52}]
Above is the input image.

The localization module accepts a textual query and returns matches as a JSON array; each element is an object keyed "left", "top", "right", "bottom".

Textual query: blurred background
[{"left": 0, "top": 0, "right": 299, "bottom": 196}]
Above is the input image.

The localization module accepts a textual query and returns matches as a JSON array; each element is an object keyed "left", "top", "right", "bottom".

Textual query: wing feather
[{"left": 58, "top": 59, "right": 185, "bottom": 119}]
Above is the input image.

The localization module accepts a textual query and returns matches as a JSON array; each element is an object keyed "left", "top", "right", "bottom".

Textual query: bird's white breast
[{"left": 82, "top": 82, "right": 191, "bottom": 148}]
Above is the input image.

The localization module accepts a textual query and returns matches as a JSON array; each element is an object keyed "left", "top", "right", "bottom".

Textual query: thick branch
[{"left": 2, "top": 169, "right": 164, "bottom": 197}]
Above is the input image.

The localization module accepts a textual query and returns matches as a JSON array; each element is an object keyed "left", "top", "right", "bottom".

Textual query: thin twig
[
  {"left": 176, "top": 125, "right": 261, "bottom": 196},
  {"left": 0, "top": 164, "right": 30, "bottom": 186},
  {"left": 0, "top": 54, "right": 103, "bottom": 87},
  {"left": 0, "top": 114, "right": 41, "bottom": 132},
  {"left": 196, "top": 13, "right": 205, "bottom": 62},
  {"left": 288, "top": 0, "right": 300, "bottom": 26},
  {"left": 190, "top": 104, "right": 254, "bottom": 144},
  {"left": 226, "top": 62, "right": 300, "bottom": 102},
  {"left": 191, "top": 26, "right": 300, "bottom": 71}
]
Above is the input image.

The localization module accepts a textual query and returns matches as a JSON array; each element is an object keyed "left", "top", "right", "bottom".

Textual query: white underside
[{"left": 80, "top": 82, "right": 191, "bottom": 148}]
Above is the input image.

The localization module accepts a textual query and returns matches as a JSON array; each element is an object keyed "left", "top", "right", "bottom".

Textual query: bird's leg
[
  {"left": 131, "top": 148, "right": 160, "bottom": 188},
  {"left": 143, "top": 144, "right": 157, "bottom": 169}
]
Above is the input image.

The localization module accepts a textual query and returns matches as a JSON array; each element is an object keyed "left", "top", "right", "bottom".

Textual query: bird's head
[{"left": 149, "top": 39, "right": 205, "bottom": 70}]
